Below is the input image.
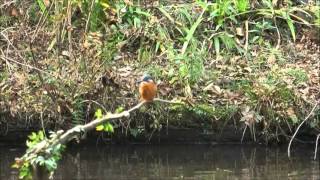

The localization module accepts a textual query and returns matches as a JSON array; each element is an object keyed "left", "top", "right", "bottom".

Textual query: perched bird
[{"left": 137, "top": 74, "right": 157, "bottom": 102}]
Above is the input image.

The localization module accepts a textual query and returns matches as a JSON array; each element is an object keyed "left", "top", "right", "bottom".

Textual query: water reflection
[{"left": 1, "top": 144, "right": 319, "bottom": 179}]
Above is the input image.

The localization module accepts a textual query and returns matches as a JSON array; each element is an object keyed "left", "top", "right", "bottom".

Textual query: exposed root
[
  {"left": 287, "top": 101, "right": 319, "bottom": 158},
  {"left": 314, "top": 133, "right": 320, "bottom": 160},
  {"left": 241, "top": 124, "right": 248, "bottom": 144}
]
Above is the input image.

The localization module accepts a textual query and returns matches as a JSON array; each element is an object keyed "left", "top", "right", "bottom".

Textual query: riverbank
[{"left": 0, "top": 0, "right": 319, "bottom": 144}]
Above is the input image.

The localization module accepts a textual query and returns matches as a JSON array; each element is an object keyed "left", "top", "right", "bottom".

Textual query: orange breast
[{"left": 139, "top": 82, "right": 157, "bottom": 102}]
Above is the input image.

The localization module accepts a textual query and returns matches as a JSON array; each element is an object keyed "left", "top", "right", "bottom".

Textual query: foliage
[
  {"left": 95, "top": 109, "right": 114, "bottom": 133},
  {"left": 0, "top": 0, "right": 319, "bottom": 146},
  {"left": 26, "top": 131, "right": 45, "bottom": 148},
  {"left": 12, "top": 131, "right": 65, "bottom": 179}
]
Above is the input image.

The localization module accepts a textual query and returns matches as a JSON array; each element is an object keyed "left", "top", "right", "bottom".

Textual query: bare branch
[{"left": 0, "top": 56, "right": 52, "bottom": 76}]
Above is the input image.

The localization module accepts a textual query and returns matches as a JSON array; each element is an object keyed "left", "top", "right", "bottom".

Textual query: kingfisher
[{"left": 137, "top": 74, "right": 157, "bottom": 102}]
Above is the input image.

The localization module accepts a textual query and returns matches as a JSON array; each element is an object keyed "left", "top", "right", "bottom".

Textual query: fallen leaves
[{"left": 203, "top": 83, "right": 223, "bottom": 95}]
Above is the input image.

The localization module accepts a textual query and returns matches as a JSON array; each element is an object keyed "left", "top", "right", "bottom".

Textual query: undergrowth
[{"left": 0, "top": 0, "right": 319, "bottom": 143}]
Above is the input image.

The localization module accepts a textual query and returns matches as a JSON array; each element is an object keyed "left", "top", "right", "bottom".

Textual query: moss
[
  {"left": 188, "top": 104, "right": 238, "bottom": 121},
  {"left": 191, "top": 104, "right": 215, "bottom": 118},
  {"left": 214, "top": 105, "right": 238, "bottom": 120}
]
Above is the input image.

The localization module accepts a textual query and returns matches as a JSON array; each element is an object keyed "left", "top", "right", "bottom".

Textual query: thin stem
[
  {"left": 288, "top": 101, "right": 319, "bottom": 158},
  {"left": 314, "top": 134, "right": 320, "bottom": 160}
]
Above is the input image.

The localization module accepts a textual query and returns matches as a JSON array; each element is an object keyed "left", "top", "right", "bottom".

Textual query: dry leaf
[
  {"left": 184, "top": 84, "right": 193, "bottom": 98},
  {"left": 44, "top": 0, "right": 50, "bottom": 7},
  {"left": 62, "top": 51, "right": 70, "bottom": 57},
  {"left": 267, "top": 54, "right": 276, "bottom": 64},
  {"left": 83, "top": 41, "right": 90, "bottom": 49},
  {"left": 236, "top": 27, "right": 244, "bottom": 36},
  {"left": 286, "top": 107, "right": 295, "bottom": 116},
  {"left": 243, "top": 67, "right": 252, "bottom": 73},
  {"left": 11, "top": 8, "right": 18, "bottom": 17},
  {"left": 213, "top": 85, "right": 222, "bottom": 95},
  {"left": 203, "top": 83, "right": 213, "bottom": 91},
  {"left": 123, "top": 0, "right": 133, "bottom": 5}
]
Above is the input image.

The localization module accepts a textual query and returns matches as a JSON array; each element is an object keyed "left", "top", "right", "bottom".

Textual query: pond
[{"left": 1, "top": 144, "right": 319, "bottom": 179}]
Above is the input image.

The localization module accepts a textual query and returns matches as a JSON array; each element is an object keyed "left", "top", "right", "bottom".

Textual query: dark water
[{"left": 1, "top": 144, "right": 319, "bottom": 180}]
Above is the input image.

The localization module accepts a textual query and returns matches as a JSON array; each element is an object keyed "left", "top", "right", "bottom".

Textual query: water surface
[{"left": 1, "top": 144, "right": 319, "bottom": 179}]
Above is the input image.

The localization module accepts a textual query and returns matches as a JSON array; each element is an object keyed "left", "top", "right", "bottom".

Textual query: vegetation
[
  {"left": 1, "top": 0, "right": 319, "bottom": 141},
  {"left": 12, "top": 131, "right": 65, "bottom": 179},
  {"left": 0, "top": 0, "right": 319, "bottom": 178}
]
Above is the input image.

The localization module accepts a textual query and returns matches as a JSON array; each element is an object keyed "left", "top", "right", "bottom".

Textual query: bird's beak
[{"left": 136, "top": 80, "right": 142, "bottom": 84}]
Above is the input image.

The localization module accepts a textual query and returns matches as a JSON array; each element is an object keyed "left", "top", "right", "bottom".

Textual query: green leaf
[
  {"left": 214, "top": 37, "right": 220, "bottom": 56},
  {"left": 285, "top": 14, "right": 296, "bottom": 42},
  {"left": 44, "top": 158, "right": 57, "bottom": 172},
  {"left": 130, "top": 128, "right": 139, "bottom": 137},
  {"left": 134, "top": 17, "right": 141, "bottom": 28},
  {"left": 95, "top": 109, "right": 103, "bottom": 119},
  {"left": 290, "top": 114, "right": 298, "bottom": 124},
  {"left": 36, "top": 0, "right": 46, "bottom": 13},
  {"left": 19, "top": 169, "right": 29, "bottom": 179},
  {"left": 181, "top": 4, "right": 208, "bottom": 55},
  {"left": 26, "top": 140, "right": 33, "bottom": 148},
  {"left": 135, "top": 8, "right": 150, "bottom": 17},
  {"left": 104, "top": 123, "right": 114, "bottom": 133},
  {"left": 19, "top": 163, "right": 31, "bottom": 179},
  {"left": 236, "top": 0, "right": 249, "bottom": 12},
  {"left": 155, "top": 41, "right": 160, "bottom": 53},
  {"left": 115, "top": 106, "right": 124, "bottom": 113},
  {"left": 96, "top": 125, "right": 104, "bottom": 131},
  {"left": 11, "top": 163, "right": 19, "bottom": 169},
  {"left": 38, "top": 131, "right": 44, "bottom": 140},
  {"left": 100, "top": 2, "right": 110, "bottom": 9},
  {"left": 35, "top": 156, "right": 45, "bottom": 165},
  {"left": 28, "top": 132, "right": 37, "bottom": 141},
  {"left": 158, "top": 7, "right": 175, "bottom": 24}
]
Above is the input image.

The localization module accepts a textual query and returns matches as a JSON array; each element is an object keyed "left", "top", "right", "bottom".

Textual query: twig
[
  {"left": 0, "top": 49, "right": 13, "bottom": 73},
  {"left": 288, "top": 101, "right": 319, "bottom": 158},
  {"left": 31, "top": 2, "right": 54, "bottom": 43},
  {"left": 29, "top": 42, "right": 58, "bottom": 106},
  {"left": 81, "top": 100, "right": 107, "bottom": 112},
  {"left": 0, "top": 1, "right": 15, "bottom": 8},
  {"left": 0, "top": 30, "right": 30, "bottom": 72},
  {"left": 84, "top": 0, "right": 95, "bottom": 34},
  {"left": 244, "top": 20, "right": 249, "bottom": 54},
  {"left": 153, "top": 98, "right": 184, "bottom": 104},
  {"left": 314, "top": 134, "right": 320, "bottom": 160},
  {"left": 29, "top": 43, "right": 45, "bottom": 84},
  {"left": 67, "top": 1, "right": 73, "bottom": 61},
  {"left": 0, "top": 56, "right": 52, "bottom": 76}
]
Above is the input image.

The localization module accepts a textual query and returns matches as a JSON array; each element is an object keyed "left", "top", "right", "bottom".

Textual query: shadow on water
[{"left": 1, "top": 144, "right": 319, "bottom": 179}]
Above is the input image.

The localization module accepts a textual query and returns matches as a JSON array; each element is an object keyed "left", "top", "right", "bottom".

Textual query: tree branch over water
[{"left": 15, "top": 99, "right": 185, "bottom": 171}]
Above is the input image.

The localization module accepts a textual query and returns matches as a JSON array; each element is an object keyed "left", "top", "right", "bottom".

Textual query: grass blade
[{"left": 181, "top": 4, "right": 208, "bottom": 55}]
